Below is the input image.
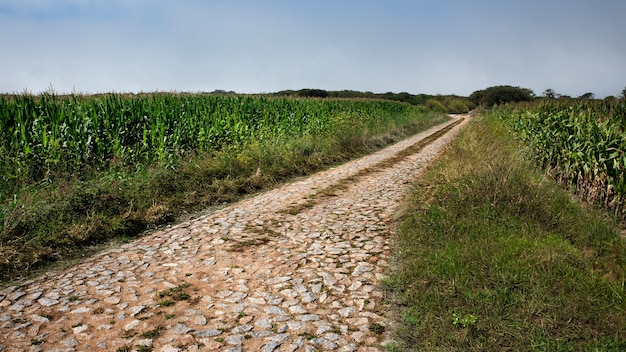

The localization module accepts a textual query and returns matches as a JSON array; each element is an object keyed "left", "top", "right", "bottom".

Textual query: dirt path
[{"left": 0, "top": 115, "right": 470, "bottom": 352}]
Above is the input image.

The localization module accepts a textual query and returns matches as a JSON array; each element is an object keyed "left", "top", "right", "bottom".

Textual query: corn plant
[
  {"left": 0, "top": 92, "right": 426, "bottom": 202},
  {"left": 492, "top": 99, "right": 626, "bottom": 218}
]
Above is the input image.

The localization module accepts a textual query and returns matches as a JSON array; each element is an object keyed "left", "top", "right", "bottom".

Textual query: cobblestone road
[{"left": 0, "top": 115, "right": 468, "bottom": 351}]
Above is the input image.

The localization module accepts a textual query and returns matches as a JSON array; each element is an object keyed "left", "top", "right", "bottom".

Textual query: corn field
[
  {"left": 492, "top": 99, "right": 626, "bottom": 218},
  {"left": 0, "top": 92, "right": 424, "bottom": 200}
]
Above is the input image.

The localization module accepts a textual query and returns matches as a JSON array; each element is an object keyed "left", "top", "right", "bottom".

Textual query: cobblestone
[{"left": 0, "top": 117, "right": 467, "bottom": 350}]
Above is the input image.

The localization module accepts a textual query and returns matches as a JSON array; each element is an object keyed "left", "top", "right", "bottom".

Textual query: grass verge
[
  {"left": 0, "top": 111, "right": 448, "bottom": 284},
  {"left": 385, "top": 114, "right": 626, "bottom": 350}
]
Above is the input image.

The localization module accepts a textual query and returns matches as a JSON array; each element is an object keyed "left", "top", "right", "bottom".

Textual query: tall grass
[
  {"left": 491, "top": 99, "right": 626, "bottom": 219},
  {"left": 386, "top": 114, "right": 626, "bottom": 350}
]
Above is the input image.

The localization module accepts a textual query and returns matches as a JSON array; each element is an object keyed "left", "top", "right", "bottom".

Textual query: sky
[{"left": 1, "top": 0, "right": 625, "bottom": 98}]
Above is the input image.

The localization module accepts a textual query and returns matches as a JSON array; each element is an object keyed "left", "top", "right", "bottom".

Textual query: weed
[
  {"left": 141, "top": 326, "right": 164, "bottom": 338},
  {"left": 158, "top": 300, "right": 175, "bottom": 307},
  {"left": 157, "top": 283, "right": 191, "bottom": 305},
  {"left": 228, "top": 237, "right": 270, "bottom": 252},
  {"left": 299, "top": 332, "right": 316, "bottom": 340},
  {"left": 122, "top": 330, "right": 137, "bottom": 338},
  {"left": 369, "top": 323, "right": 385, "bottom": 334},
  {"left": 30, "top": 338, "right": 44, "bottom": 345},
  {"left": 452, "top": 313, "right": 477, "bottom": 329}
]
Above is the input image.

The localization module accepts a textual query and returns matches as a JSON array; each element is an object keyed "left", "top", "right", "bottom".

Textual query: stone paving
[{"left": 0, "top": 115, "right": 468, "bottom": 351}]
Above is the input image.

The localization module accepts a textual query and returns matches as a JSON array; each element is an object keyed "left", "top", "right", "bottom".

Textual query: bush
[{"left": 425, "top": 98, "right": 447, "bottom": 112}]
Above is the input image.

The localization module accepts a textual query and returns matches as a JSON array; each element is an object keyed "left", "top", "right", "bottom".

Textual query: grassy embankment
[
  {"left": 0, "top": 92, "right": 449, "bottom": 284},
  {"left": 386, "top": 112, "right": 626, "bottom": 350}
]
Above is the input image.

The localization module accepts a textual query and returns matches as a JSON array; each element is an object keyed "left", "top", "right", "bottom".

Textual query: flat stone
[
  {"left": 223, "top": 347, "right": 242, "bottom": 352},
  {"left": 0, "top": 286, "right": 17, "bottom": 296},
  {"left": 225, "top": 292, "right": 247, "bottom": 303},
  {"left": 135, "top": 338, "right": 153, "bottom": 347},
  {"left": 317, "top": 325, "right": 332, "bottom": 334},
  {"left": 267, "top": 333, "right": 290, "bottom": 343},
  {"left": 72, "top": 325, "right": 88, "bottom": 334},
  {"left": 288, "top": 305, "right": 307, "bottom": 314},
  {"left": 124, "top": 320, "right": 140, "bottom": 331},
  {"left": 348, "top": 281, "right": 362, "bottom": 291},
  {"left": 319, "top": 272, "right": 337, "bottom": 286},
  {"left": 193, "top": 315, "right": 207, "bottom": 326},
  {"left": 225, "top": 334, "right": 244, "bottom": 345},
  {"left": 289, "top": 336, "right": 306, "bottom": 352},
  {"left": 310, "top": 337, "right": 338, "bottom": 349},
  {"left": 104, "top": 297, "right": 121, "bottom": 305},
  {"left": 352, "top": 264, "right": 373, "bottom": 275},
  {"left": 26, "top": 292, "right": 43, "bottom": 300},
  {"left": 287, "top": 320, "right": 304, "bottom": 330},
  {"left": 300, "top": 292, "right": 316, "bottom": 303},
  {"left": 7, "top": 291, "right": 26, "bottom": 301},
  {"left": 129, "top": 305, "right": 145, "bottom": 316},
  {"left": 296, "top": 314, "right": 320, "bottom": 321},
  {"left": 255, "top": 318, "right": 273, "bottom": 329},
  {"left": 311, "top": 284, "right": 323, "bottom": 293},
  {"left": 8, "top": 304, "right": 24, "bottom": 311},
  {"left": 248, "top": 297, "right": 266, "bottom": 305},
  {"left": 267, "top": 276, "right": 291, "bottom": 284},
  {"left": 31, "top": 315, "right": 50, "bottom": 323},
  {"left": 263, "top": 341, "right": 282, "bottom": 352},
  {"left": 161, "top": 346, "right": 181, "bottom": 352},
  {"left": 231, "top": 324, "right": 253, "bottom": 334},
  {"left": 194, "top": 329, "right": 222, "bottom": 337},
  {"left": 338, "top": 344, "right": 358, "bottom": 352},
  {"left": 62, "top": 337, "right": 78, "bottom": 347},
  {"left": 264, "top": 306, "right": 285, "bottom": 315},
  {"left": 70, "top": 307, "right": 91, "bottom": 314},
  {"left": 324, "top": 333, "right": 342, "bottom": 341},
  {"left": 338, "top": 306, "right": 355, "bottom": 317},
  {"left": 267, "top": 296, "right": 284, "bottom": 305},
  {"left": 216, "top": 290, "right": 233, "bottom": 298},
  {"left": 173, "top": 323, "right": 192, "bottom": 335}
]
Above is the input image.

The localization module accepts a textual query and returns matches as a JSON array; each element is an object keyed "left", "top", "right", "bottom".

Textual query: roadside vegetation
[
  {"left": 493, "top": 99, "right": 626, "bottom": 220},
  {"left": 386, "top": 112, "right": 626, "bottom": 350},
  {"left": 0, "top": 92, "right": 449, "bottom": 283}
]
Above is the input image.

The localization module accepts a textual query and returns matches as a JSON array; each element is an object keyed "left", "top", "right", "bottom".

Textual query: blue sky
[{"left": 1, "top": 0, "right": 625, "bottom": 97}]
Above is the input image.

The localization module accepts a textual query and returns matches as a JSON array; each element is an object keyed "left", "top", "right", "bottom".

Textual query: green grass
[{"left": 386, "top": 114, "right": 626, "bottom": 351}]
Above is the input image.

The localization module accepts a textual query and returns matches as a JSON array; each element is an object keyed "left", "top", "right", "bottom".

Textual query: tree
[
  {"left": 578, "top": 92, "right": 594, "bottom": 99},
  {"left": 621, "top": 86, "right": 626, "bottom": 99},
  {"left": 543, "top": 88, "right": 559, "bottom": 99},
  {"left": 469, "top": 86, "right": 535, "bottom": 107}
]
